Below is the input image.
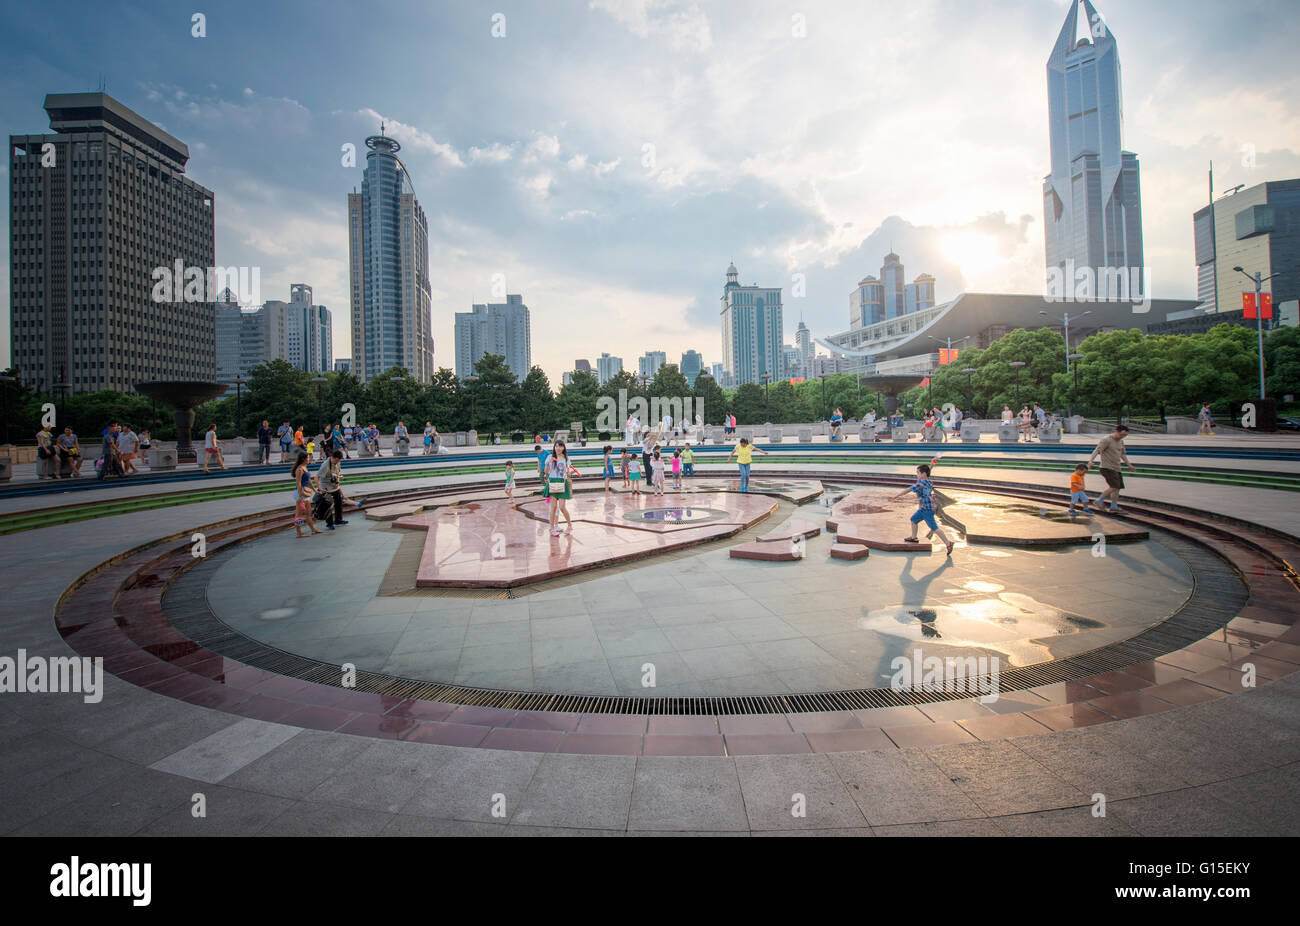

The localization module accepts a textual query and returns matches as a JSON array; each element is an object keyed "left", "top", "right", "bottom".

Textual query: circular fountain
[{"left": 135, "top": 381, "right": 229, "bottom": 463}]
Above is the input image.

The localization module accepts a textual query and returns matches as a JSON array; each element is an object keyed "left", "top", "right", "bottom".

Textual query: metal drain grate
[{"left": 160, "top": 526, "right": 1248, "bottom": 715}]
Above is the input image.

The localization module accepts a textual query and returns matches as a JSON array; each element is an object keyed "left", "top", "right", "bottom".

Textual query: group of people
[
  {"left": 999, "top": 403, "right": 1050, "bottom": 441},
  {"left": 36, "top": 422, "right": 153, "bottom": 480}
]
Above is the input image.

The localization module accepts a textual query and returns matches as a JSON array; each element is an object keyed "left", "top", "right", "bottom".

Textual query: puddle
[{"left": 856, "top": 592, "right": 1110, "bottom": 665}]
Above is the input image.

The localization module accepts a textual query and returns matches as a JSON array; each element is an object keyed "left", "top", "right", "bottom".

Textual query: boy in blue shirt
[{"left": 892, "top": 463, "right": 955, "bottom": 556}]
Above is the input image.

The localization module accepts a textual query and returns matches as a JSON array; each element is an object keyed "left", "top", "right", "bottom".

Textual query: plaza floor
[{"left": 1, "top": 445, "right": 1297, "bottom": 836}]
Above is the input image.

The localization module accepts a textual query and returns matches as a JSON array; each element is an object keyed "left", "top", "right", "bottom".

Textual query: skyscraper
[
  {"left": 215, "top": 288, "right": 287, "bottom": 395},
  {"left": 348, "top": 130, "right": 433, "bottom": 383},
  {"left": 285, "top": 283, "right": 332, "bottom": 374},
  {"left": 794, "top": 321, "right": 813, "bottom": 378},
  {"left": 453, "top": 295, "right": 531, "bottom": 380},
  {"left": 680, "top": 350, "right": 703, "bottom": 386},
  {"left": 9, "top": 92, "right": 216, "bottom": 393},
  {"left": 849, "top": 255, "right": 935, "bottom": 328},
  {"left": 1043, "top": 0, "right": 1144, "bottom": 298},
  {"left": 720, "top": 262, "right": 783, "bottom": 387},
  {"left": 596, "top": 352, "right": 623, "bottom": 384},
  {"left": 638, "top": 351, "right": 666, "bottom": 379}
]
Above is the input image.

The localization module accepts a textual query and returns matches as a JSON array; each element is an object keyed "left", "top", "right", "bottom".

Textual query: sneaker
[
  {"left": 336, "top": 520, "right": 349, "bottom": 526},
  {"left": 326, "top": 524, "right": 335, "bottom": 531}
]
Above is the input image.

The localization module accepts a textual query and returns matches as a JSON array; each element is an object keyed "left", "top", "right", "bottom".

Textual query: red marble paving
[
  {"left": 935, "top": 488, "right": 1149, "bottom": 546},
  {"left": 829, "top": 542, "right": 870, "bottom": 560},
  {"left": 729, "top": 540, "right": 800, "bottom": 561},
  {"left": 755, "top": 519, "right": 821, "bottom": 542},
  {"left": 395, "top": 492, "right": 776, "bottom": 587},
  {"left": 44, "top": 474, "right": 1300, "bottom": 757}
]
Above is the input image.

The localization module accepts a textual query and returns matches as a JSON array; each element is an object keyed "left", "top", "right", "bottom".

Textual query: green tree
[
  {"left": 730, "top": 382, "right": 764, "bottom": 424},
  {"left": 519, "top": 366, "right": 554, "bottom": 435},
  {"left": 241, "top": 359, "right": 315, "bottom": 433},
  {"left": 366, "top": 367, "right": 421, "bottom": 432},
  {"left": 1265, "top": 325, "right": 1300, "bottom": 402},
  {"left": 424, "top": 368, "right": 465, "bottom": 431},
  {"left": 552, "top": 369, "right": 600, "bottom": 431},
  {"left": 468, "top": 353, "right": 519, "bottom": 438},
  {"left": 691, "top": 373, "right": 727, "bottom": 425},
  {"left": 648, "top": 363, "right": 690, "bottom": 400}
]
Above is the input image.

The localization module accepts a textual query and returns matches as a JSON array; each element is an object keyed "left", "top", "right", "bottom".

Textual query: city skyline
[{"left": 2, "top": 0, "right": 1300, "bottom": 388}]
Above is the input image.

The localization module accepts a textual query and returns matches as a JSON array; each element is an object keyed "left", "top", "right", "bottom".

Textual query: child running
[
  {"left": 602, "top": 444, "right": 615, "bottom": 492},
  {"left": 671, "top": 448, "right": 682, "bottom": 490},
  {"left": 651, "top": 450, "right": 665, "bottom": 496},
  {"left": 1067, "top": 462, "right": 1094, "bottom": 515},
  {"left": 892, "top": 463, "right": 955, "bottom": 556},
  {"left": 504, "top": 460, "right": 515, "bottom": 500}
]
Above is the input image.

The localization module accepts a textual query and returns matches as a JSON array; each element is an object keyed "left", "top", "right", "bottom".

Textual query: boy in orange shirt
[{"left": 1068, "top": 463, "right": 1094, "bottom": 515}]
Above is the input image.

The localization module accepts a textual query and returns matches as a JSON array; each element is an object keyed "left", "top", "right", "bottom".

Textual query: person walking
[
  {"left": 1088, "top": 424, "right": 1136, "bottom": 512},
  {"left": 314, "top": 449, "right": 348, "bottom": 530},
  {"left": 504, "top": 460, "right": 516, "bottom": 500},
  {"left": 1198, "top": 403, "right": 1216, "bottom": 436},
  {"left": 118, "top": 423, "right": 140, "bottom": 475},
  {"left": 97, "top": 423, "right": 124, "bottom": 480},
  {"left": 544, "top": 441, "right": 575, "bottom": 535},
  {"left": 257, "top": 420, "right": 273, "bottom": 465},
  {"left": 727, "top": 437, "right": 767, "bottom": 492},
  {"left": 292, "top": 452, "right": 323, "bottom": 538},
  {"left": 203, "top": 423, "right": 226, "bottom": 472},
  {"left": 1032, "top": 404, "right": 1046, "bottom": 441},
  {"left": 892, "top": 463, "right": 955, "bottom": 556},
  {"left": 602, "top": 444, "right": 615, "bottom": 492}
]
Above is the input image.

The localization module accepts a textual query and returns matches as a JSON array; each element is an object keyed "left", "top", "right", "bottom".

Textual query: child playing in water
[
  {"left": 504, "top": 460, "right": 515, "bottom": 500},
  {"left": 891, "top": 463, "right": 955, "bottom": 556},
  {"left": 651, "top": 450, "right": 665, "bottom": 496},
  {"left": 1067, "top": 462, "right": 1093, "bottom": 515},
  {"left": 621, "top": 448, "right": 632, "bottom": 488},
  {"left": 671, "top": 448, "right": 682, "bottom": 490},
  {"left": 602, "top": 445, "right": 615, "bottom": 492}
]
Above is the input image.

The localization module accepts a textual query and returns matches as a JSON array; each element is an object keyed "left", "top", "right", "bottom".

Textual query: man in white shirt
[{"left": 117, "top": 425, "right": 140, "bottom": 475}]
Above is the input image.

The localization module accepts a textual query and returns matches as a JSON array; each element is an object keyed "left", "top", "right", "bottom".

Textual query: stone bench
[{"left": 960, "top": 423, "right": 981, "bottom": 443}]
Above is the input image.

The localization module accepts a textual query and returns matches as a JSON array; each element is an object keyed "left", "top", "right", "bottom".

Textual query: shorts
[
  {"left": 1099, "top": 468, "right": 1124, "bottom": 490},
  {"left": 1069, "top": 490, "right": 1090, "bottom": 505},
  {"left": 910, "top": 509, "right": 938, "bottom": 531}
]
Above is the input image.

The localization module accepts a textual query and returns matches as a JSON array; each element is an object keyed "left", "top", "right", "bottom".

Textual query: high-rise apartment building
[
  {"left": 215, "top": 288, "right": 286, "bottom": 394},
  {"left": 453, "top": 295, "right": 531, "bottom": 380},
  {"left": 9, "top": 92, "right": 216, "bottom": 393},
  {"left": 596, "top": 352, "right": 623, "bottom": 384},
  {"left": 719, "top": 262, "right": 783, "bottom": 387},
  {"left": 348, "top": 130, "right": 433, "bottom": 383},
  {"left": 1043, "top": 1, "right": 1144, "bottom": 298},
  {"left": 638, "top": 351, "right": 666, "bottom": 379}
]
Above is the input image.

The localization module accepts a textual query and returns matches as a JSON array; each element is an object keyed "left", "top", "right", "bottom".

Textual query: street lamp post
[
  {"left": 1068, "top": 353, "right": 1084, "bottom": 418},
  {"left": 961, "top": 367, "right": 976, "bottom": 414},
  {"left": 761, "top": 373, "right": 771, "bottom": 423},
  {"left": 1009, "top": 361, "right": 1026, "bottom": 411},
  {"left": 0, "top": 374, "right": 13, "bottom": 446},
  {"left": 466, "top": 375, "right": 480, "bottom": 433},
  {"left": 819, "top": 374, "right": 828, "bottom": 421},
  {"left": 53, "top": 379, "right": 69, "bottom": 428},
  {"left": 1039, "top": 309, "right": 1091, "bottom": 380},
  {"left": 1233, "top": 266, "right": 1273, "bottom": 399},
  {"left": 310, "top": 376, "right": 327, "bottom": 437},
  {"left": 233, "top": 376, "right": 245, "bottom": 438}
]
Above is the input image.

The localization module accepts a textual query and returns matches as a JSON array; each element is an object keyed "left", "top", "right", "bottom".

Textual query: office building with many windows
[
  {"left": 9, "top": 92, "right": 216, "bottom": 393},
  {"left": 453, "top": 295, "right": 531, "bottom": 380},
  {"left": 596, "top": 352, "right": 623, "bottom": 384}
]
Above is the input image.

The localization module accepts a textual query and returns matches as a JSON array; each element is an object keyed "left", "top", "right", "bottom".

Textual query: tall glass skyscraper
[
  {"left": 1043, "top": 0, "right": 1144, "bottom": 297},
  {"left": 348, "top": 131, "right": 433, "bottom": 383}
]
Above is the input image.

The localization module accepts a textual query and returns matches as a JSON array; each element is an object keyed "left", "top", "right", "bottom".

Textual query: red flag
[
  {"left": 920, "top": 377, "right": 931, "bottom": 387},
  {"left": 1243, "top": 292, "right": 1274, "bottom": 319},
  {"left": 938, "top": 348, "right": 957, "bottom": 365}
]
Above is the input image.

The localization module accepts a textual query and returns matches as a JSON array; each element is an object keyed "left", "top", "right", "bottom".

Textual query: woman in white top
[{"left": 203, "top": 424, "right": 226, "bottom": 472}]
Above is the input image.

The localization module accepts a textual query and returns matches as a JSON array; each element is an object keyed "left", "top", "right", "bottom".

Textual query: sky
[{"left": 2, "top": 0, "right": 1299, "bottom": 386}]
